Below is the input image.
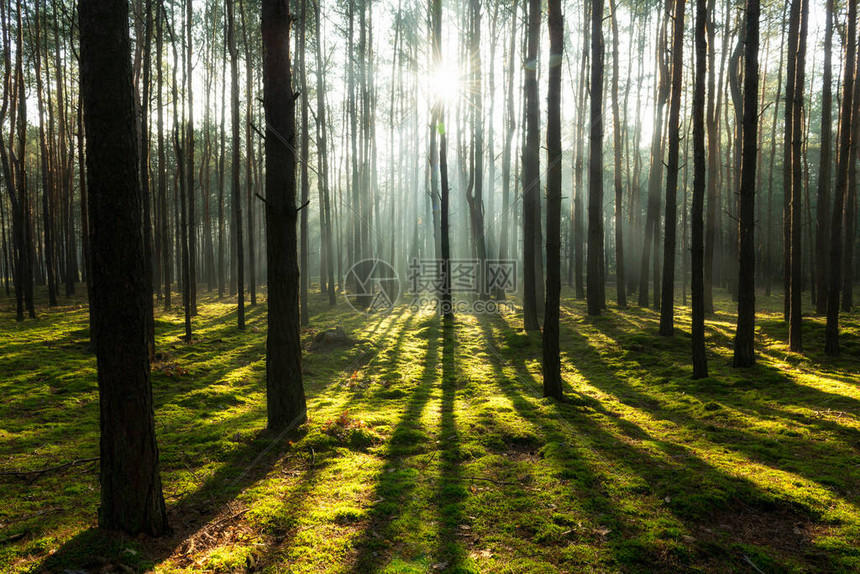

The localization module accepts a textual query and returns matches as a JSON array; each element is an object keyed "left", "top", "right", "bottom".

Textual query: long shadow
[
  {"left": 472, "top": 315, "right": 655, "bottom": 570},
  {"left": 15, "top": 298, "right": 326, "bottom": 572},
  {"left": 474, "top": 314, "right": 844, "bottom": 572},
  {"left": 580, "top": 316, "right": 860, "bottom": 503},
  {"left": 349, "top": 313, "right": 442, "bottom": 571},
  {"left": 432, "top": 315, "right": 467, "bottom": 569}
]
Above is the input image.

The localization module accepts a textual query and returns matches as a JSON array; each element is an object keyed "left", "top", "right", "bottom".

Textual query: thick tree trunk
[
  {"left": 733, "top": 0, "right": 760, "bottom": 367},
  {"left": 262, "top": 0, "right": 308, "bottom": 430},
  {"left": 79, "top": 0, "right": 168, "bottom": 536},
  {"left": 542, "top": 0, "right": 563, "bottom": 399}
]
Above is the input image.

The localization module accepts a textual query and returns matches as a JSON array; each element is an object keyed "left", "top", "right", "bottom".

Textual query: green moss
[{"left": 2, "top": 286, "right": 860, "bottom": 573}]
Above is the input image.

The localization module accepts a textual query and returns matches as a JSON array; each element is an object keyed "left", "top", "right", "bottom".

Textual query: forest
[{"left": 2, "top": 0, "right": 860, "bottom": 571}]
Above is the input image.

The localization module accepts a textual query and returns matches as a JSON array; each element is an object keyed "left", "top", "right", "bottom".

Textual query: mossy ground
[{"left": 1, "top": 284, "right": 859, "bottom": 573}]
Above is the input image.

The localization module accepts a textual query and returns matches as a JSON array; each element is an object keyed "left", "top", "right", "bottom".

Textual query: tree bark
[
  {"left": 825, "top": 0, "right": 857, "bottom": 356},
  {"left": 79, "top": 0, "right": 168, "bottom": 536},
  {"left": 522, "top": 0, "right": 541, "bottom": 328},
  {"left": 692, "top": 0, "right": 708, "bottom": 378},
  {"left": 586, "top": 0, "right": 605, "bottom": 316},
  {"left": 815, "top": 0, "right": 834, "bottom": 315},
  {"left": 659, "top": 0, "right": 686, "bottom": 335},
  {"left": 733, "top": 0, "right": 760, "bottom": 367},
  {"left": 263, "top": 0, "right": 308, "bottom": 429},
  {"left": 789, "top": 0, "right": 809, "bottom": 351},
  {"left": 609, "top": 0, "right": 625, "bottom": 309},
  {"left": 543, "top": 0, "right": 563, "bottom": 399},
  {"left": 228, "top": 0, "right": 245, "bottom": 330}
]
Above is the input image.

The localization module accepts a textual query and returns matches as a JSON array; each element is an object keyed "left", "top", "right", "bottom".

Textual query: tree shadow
[
  {"left": 474, "top": 313, "right": 844, "bottom": 571},
  {"left": 431, "top": 315, "right": 468, "bottom": 570},
  {"left": 348, "top": 314, "right": 442, "bottom": 571}
]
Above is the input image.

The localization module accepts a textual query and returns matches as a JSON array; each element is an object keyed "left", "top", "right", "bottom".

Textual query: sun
[{"left": 425, "top": 61, "right": 462, "bottom": 106}]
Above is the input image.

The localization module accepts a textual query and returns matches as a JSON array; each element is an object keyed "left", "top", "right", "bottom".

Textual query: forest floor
[{"left": 1, "top": 285, "right": 859, "bottom": 573}]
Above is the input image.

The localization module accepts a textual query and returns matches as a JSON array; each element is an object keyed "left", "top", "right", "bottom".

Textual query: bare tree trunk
[
  {"left": 586, "top": 0, "right": 605, "bottom": 316},
  {"left": 299, "top": 0, "right": 310, "bottom": 324},
  {"left": 262, "top": 0, "right": 307, "bottom": 430},
  {"left": 522, "top": 0, "right": 541, "bottom": 328},
  {"left": 497, "top": 0, "right": 518, "bottom": 301},
  {"left": 228, "top": 0, "right": 245, "bottom": 330},
  {"left": 789, "top": 0, "right": 809, "bottom": 351},
  {"left": 79, "top": 0, "right": 168, "bottom": 536},
  {"left": 639, "top": 3, "right": 669, "bottom": 309},
  {"left": 825, "top": 0, "right": 857, "bottom": 355},
  {"left": 733, "top": 0, "right": 760, "bottom": 367},
  {"left": 186, "top": 0, "right": 196, "bottom": 315},
  {"left": 692, "top": 0, "right": 708, "bottom": 378},
  {"left": 543, "top": 0, "right": 563, "bottom": 399},
  {"left": 466, "top": 0, "right": 488, "bottom": 299},
  {"left": 609, "top": 0, "right": 625, "bottom": 309},
  {"left": 315, "top": 0, "right": 335, "bottom": 306},
  {"left": 659, "top": 0, "right": 686, "bottom": 335},
  {"left": 815, "top": 0, "right": 834, "bottom": 314}
]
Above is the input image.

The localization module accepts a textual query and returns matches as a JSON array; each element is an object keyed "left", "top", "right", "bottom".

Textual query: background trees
[{"left": 0, "top": 0, "right": 858, "bottom": 391}]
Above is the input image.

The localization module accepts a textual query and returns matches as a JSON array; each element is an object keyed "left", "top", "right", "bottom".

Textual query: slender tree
[
  {"left": 228, "top": 0, "right": 245, "bottom": 330},
  {"left": 733, "top": 0, "right": 760, "bottom": 367},
  {"left": 609, "top": 0, "right": 625, "bottom": 309},
  {"left": 543, "top": 0, "right": 563, "bottom": 399},
  {"left": 815, "top": 0, "right": 834, "bottom": 315},
  {"left": 586, "top": 0, "right": 605, "bottom": 315},
  {"left": 825, "top": 0, "right": 857, "bottom": 356},
  {"left": 659, "top": 0, "right": 686, "bottom": 335},
  {"left": 522, "top": 0, "right": 541, "bottom": 328},
  {"left": 692, "top": 0, "right": 708, "bottom": 377},
  {"left": 789, "top": 0, "right": 808, "bottom": 351}
]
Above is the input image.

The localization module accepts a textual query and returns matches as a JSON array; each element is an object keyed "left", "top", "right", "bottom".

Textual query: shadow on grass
[{"left": 474, "top": 312, "right": 842, "bottom": 572}]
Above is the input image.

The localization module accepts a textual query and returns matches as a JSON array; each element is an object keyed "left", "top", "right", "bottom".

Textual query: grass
[{"left": 1, "top": 283, "right": 859, "bottom": 573}]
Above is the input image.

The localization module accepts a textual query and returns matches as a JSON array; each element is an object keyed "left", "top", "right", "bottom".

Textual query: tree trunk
[
  {"left": 815, "top": 0, "right": 834, "bottom": 315},
  {"left": 497, "top": 0, "right": 518, "bottom": 300},
  {"left": 542, "top": 0, "right": 563, "bottom": 399},
  {"left": 609, "top": 0, "right": 625, "bottom": 309},
  {"left": 314, "top": 0, "right": 335, "bottom": 306},
  {"left": 659, "top": 0, "right": 686, "bottom": 335},
  {"left": 586, "top": 0, "right": 605, "bottom": 316},
  {"left": 186, "top": 0, "right": 196, "bottom": 315},
  {"left": 228, "top": 0, "right": 245, "bottom": 330},
  {"left": 692, "top": 0, "right": 708, "bottom": 378},
  {"left": 733, "top": 0, "right": 760, "bottom": 368},
  {"left": 79, "top": 0, "right": 168, "bottom": 536},
  {"left": 825, "top": 0, "right": 857, "bottom": 355},
  {"left": 789, "top": 0, "right": 809, "bottom": 351},
  {"left": 262, "top": 0, "right": 308, "bottom": 430},
  {"left": 299, "top": 0, "right": 310, "bottom": 324},
  {"left": 522, "top": 0, "right": 541, "bottom": 328},
  {"left": 638, "top": 2, "right": 669, "bottom": 309}
]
